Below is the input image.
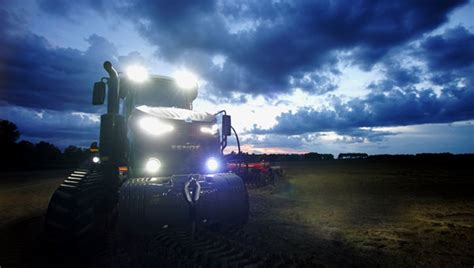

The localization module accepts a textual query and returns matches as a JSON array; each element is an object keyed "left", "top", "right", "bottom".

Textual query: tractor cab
[{"left": 112, "top": 71, "right": 223, "bottom": 178}]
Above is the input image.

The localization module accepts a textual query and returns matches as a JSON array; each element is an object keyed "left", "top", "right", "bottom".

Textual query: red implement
[{"left": 226, "top": 160, "right": 283, "bottom": 188}]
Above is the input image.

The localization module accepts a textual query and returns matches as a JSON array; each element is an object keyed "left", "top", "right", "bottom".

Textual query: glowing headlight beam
[
  {"left": 139, "top": 117, "right": 174, "bottom": 136},
  {"left": 174, "top": 70, "right": 198, "bottom": 89},
  {"left": 145, "top": 158, "right": 161, "bottom": 174},
  {"left": 206, "top": 157, "right": 219, "bottom": 172},
  {"left": 92, "top": 156, "right": 100, "bottom": 164},
  {"left": 126, "top": 65, "right": 149, "bottom": 83}
]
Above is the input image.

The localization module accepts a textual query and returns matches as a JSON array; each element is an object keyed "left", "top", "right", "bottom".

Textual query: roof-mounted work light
[
  {"left": 173, "top": 70, "right": 198, "bottom": 89},
  {"left": 126, "top": 65, "right": 149, "bottom": 83}
]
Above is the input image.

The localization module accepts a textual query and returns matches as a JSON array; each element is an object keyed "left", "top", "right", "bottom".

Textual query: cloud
[
  {"left": 0, "top": 7, "right": 147, "bottom": 112},
  {"left": 290, "top": 71, "right": 339, "bottom": 95},
  {"left": 240, "top": 128, "right": 395, "bottom": 152},
  {"left": 0, "top": 11, "right": 110, "bottom": 111},
  {"left": 241, "top": 134, "right": 307, "bottom": 149},
  {"left": 0, "top": 105, "right": 99, "bottom": 148},
  {"left": 22, "top": 0, "right": 470, "bottom": 101},
  {"left": 254, "top": 24, "right": 474, "bottom": 137},
  {"left": 418, "top": 26, "right": 474, "bottom": 87},
  {"left": 420, "top": 26, "right": 474, "bottom": 72},
  {"left": 254, "top": 84, "right": 474, "bottom": 135},
  {"left": 104, "top": 0, "right": 466, "bottom": 100},
  {"left": 333, "top": 128, "right": 397, "bottom": 143},
  {"left": 37, "top": 0, "right": 105, "bottom": 19},
  {"left": 3, "top": 1, "right": 473, "bottom": 153}
]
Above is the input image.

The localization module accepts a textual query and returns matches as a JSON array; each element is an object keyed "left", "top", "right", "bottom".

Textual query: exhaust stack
[{"left": 103, "top": 61, "right": 120, "bottom": 115}]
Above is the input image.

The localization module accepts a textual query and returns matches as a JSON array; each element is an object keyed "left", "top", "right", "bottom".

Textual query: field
[{"left": 0, "top": 161, "right": 473, "bottom": 267}]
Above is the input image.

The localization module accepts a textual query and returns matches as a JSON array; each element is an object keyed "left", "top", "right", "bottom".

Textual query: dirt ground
[
  {"left": 0, "top": 170, "right": 70, "bottom": 227},
  {"left": 253, "top": 161, "right": 474, "bottom": 266},
  {"left": 0, "top": 161, "right": 473, "bottom": 267}
]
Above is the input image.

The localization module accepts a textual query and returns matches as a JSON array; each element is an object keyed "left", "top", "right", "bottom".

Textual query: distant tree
[
  {"left": 320, "top": 154, "right": 334, "bottom": 160},
  {"left": 303, "top": 152, "right": 334, "bottom": 160},
  {"left": 63, "top": 145, "right": 89, "bottom": 166},
  {"left": 17, "top": 140, "right": 36, "bottom": 168},
  {"left": 338, "top": 153, "right": 368, "bottom": 159},
  {"left": 64, "top": 145, "right": 83, "bottom": 158},
  {"left": 34, "top": 141, "right": 62, "bottom": 168},
  {"left": 0, "top": 120, "right": 102, "bottom": 171},
  {"left": 0, "top": 120, "right": 22, "bottom": 169},
  {"left": 0, "top": 119, "right": 20, "bottom": 145},
  {"left": 18, "top": 140, "right": 35, "bottom": 150}
]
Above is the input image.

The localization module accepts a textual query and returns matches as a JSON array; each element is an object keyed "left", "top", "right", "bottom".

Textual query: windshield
[{"left": 127, "top": 77, "right": 191, "bottom": 109}]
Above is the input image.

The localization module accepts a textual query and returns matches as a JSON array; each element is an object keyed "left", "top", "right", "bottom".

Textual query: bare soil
[{"left": 0, "top": 161, "right": 473, "bottom": 267}]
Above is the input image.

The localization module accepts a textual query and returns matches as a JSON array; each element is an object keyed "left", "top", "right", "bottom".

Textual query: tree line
[
  {"left": 0, "top": 120, "right": 91, "bottom": 171},
  {"left": 2, "top": 119, "right": 472, "bottom": 171}
]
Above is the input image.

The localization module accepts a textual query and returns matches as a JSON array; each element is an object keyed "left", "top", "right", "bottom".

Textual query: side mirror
[
  {"left": 222, "top": 115, "right": 232, "bottom": 136},
  {"left": 92, "top": 82, "right": 106, "bottom": 105}
]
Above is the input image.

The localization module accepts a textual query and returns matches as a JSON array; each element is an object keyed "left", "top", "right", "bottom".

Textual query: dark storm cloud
[
  {"left": 255, "top": 25, "right": 474, "bottom": 136},
  {"left": 37, "top": 0, "right": 105, "bottom": 19},
  {"left": 366, "top": 60, "right": 423, "bottom": 93},
  {"left": 290, "top": 71, "right": 339, "bottom": 95},
  {"left": 0, "top": 7, "right": 143, "bottom": 112},
  {"left": 34, "top": 0, "right": 467, "bottom": 99},
  {"left": 0, "top": 9, "right": 107, "bottom": 111},
  {"left": 65, "top": 0, "right": 465, "bottom": 99},
  {"left": 420, "top": 26, "right": 474, "bottom": 72},
  {"left": 419, "top": 26, "right": 474, "bottom": 87},
  {"left": 381, "top": 62, "right": 422, "bottom": 89},
  {"left": 0, "top": 105, "right": 99, "bottom": 148},
  {"left": 255, "top": 84, "right": 474, "bottom": 135},
  {"left": 0, "top": 32, "right": 109, "bottom": 112},
  {"left": 3, "top": 0, "right": 473, "bottom": 150}
]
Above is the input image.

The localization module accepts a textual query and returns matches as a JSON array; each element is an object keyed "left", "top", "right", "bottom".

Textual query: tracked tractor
[{"left": 44, "top": 62, "right": 248, "bottom": 244}]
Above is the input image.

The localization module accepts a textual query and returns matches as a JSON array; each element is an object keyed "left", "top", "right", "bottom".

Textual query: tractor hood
[
  {"left": 128, "top": 105, "right": 221, "bottom": 177},
  {"left": 134, "top": 105, "right": 215, "bottom": 123}
]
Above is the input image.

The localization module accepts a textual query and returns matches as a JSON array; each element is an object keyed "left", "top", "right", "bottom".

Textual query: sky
[{"left": 0, "top": 0, "right": 473, "bottom": 155}]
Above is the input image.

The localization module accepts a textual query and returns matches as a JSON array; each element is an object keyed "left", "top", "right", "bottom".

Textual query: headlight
[
  {"left": 145, "top": 158, "right": 161, "bottom": 174},
  {"left": 92, "top": 156, "right": 100, "bottom": 164},
  {"left": 200, "top": 124, "right": 218, "bottom": 135},
  {"left": 173, "top": 70, "right": 198, "bottom": 89},
  {"left": 206, "top": 157, "right": 219, "bottom": 172},
  {"left": 139, "top": 117, "right": 174, "bottom": 136},
  {"left": 126, "top": 65, "right": 149, "bottom": 83}
]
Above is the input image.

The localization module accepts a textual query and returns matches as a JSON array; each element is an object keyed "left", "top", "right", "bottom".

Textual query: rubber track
[{"left": 43, "top": 167, "right": 104, "bottom": 247}]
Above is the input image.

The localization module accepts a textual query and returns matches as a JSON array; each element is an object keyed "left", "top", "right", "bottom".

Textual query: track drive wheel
[{"left": 43, "top": 167, "right": 104, "bottom": 249}]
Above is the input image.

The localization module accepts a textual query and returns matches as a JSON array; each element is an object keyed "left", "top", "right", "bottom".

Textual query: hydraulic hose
[{"left": 231, "top": 126, "right": 241, "bottom": 154}]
